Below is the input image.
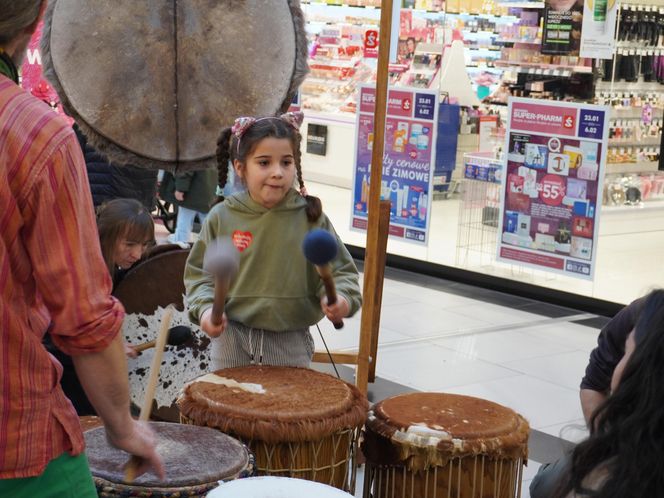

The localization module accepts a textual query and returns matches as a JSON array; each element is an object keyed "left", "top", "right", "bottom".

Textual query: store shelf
[
  {"left": 496, "top": 38, "right": 541, "bottom": 45},
  {"left": 302, "top": 1, "right": 380, "bottom": 8},
  {"left": 494, "top": 60, "right": 592, "bottom": 75},
  {"left": 606, "top": 161, "right": 660, "bottom": 175},
  {"left": 602, "top": 199, "right": 664, "bottom": 214},
  {"left": 497, "top": 1, "right": 544, "bottom": 8},
  {"left": 608, "top": 139, "right": 662, "bottom": 148}
]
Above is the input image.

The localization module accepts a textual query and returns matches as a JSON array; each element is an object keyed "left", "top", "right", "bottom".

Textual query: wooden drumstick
[
  {"left": 203, "top": 238, "right": 240, "bottom": 326},
  {"left": 302, "top": 229, "right": 344, "bottom": 329},
  {"left": 124, "top": 305, "right": 174, "bottom": 483}
]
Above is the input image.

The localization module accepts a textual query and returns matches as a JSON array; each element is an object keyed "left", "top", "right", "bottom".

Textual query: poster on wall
[
  {"left": 541, "top": 0, "right": 584, "bottom": 55},
  {"left": 579, "top": 0, "right": 618, "bottom": 59},
  {"left": 351, "top": 85, "right": 438, "bottom": 245},
  {"left": 497, "top": 97, "right": 609, "bottom": 280}
]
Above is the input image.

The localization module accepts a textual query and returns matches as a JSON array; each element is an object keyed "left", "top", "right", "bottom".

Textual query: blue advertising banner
[{"left": 351, "top": 85, "right": 438, "bottom": 245}]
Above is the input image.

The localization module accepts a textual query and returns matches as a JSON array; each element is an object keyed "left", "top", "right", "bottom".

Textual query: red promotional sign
[
  {"left": 364, "top": 30, "right": 379, "bottom": 59},
  {"left": 539, "top": 174, "right": 565, "bottom": 206}
]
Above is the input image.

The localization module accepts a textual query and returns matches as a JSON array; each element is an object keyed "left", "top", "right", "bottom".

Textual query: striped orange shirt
[{"left": 0, "top": 76, "right": 124, "bottom": 478}]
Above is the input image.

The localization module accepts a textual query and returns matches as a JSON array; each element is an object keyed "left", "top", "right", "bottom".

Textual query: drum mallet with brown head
[
  {"left": 132, "top": 325, "right": 193, "bottom": 353},
  {"left": 203, "top": 238, "right": 241, "bottom": 326},
  {"left": 302, "top": 229, "right": 344, "bottom": 329}
]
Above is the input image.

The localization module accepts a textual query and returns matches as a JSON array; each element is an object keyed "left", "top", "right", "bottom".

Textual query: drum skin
[
  {"left": 361, "top": 392, "right": 530, "bottom": 498},
  {"left": 41, "top": 0, "right": 308, "bottom": 172},
  {"left": 85, "top": 422, "right": 254, "bottom": 497},
  {"left": 178, "top": 366, "right": 369, "bottom": 491}
]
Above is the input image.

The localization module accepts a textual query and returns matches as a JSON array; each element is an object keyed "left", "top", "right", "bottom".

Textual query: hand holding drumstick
[
  {"left": 123, "top": 306, "right": 175, "bottom": 482},
  {"left": 200, "top": 238, "right": 240, "bottom": 337},
  {"left": 303, "top": 229, "right": 347, "bottom": 329}
]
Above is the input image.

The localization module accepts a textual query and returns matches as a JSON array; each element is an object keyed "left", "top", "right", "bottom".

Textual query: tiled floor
[
  {"left": 309, "top": 266, "right": 600, "bottom": 497},
  {"left": 156, "top": 208, "right": 602, "bottom": 498}
]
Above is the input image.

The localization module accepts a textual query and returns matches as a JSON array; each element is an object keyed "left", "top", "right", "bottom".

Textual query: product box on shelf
[{"left": 463, "top": 151, "right": 503, "bottom": 183}]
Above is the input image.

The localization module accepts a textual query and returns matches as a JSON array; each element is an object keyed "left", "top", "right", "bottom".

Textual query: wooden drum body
[
  {"left": 361, "top": 393, "right": 530, "bottom": 498},
  {"left": 178, "top": 366, "right": 369, "bottom": 492},
  {"left": 85, "top": 422, "right": 254, "bottom": 497}
]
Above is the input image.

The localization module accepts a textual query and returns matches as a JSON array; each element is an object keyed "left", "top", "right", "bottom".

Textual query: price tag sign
[{"left": 578, "top": 109, "right": 605, "bottom": 140}]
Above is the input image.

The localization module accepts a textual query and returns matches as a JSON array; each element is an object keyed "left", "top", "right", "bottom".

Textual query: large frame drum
[
  {"left": 42, "top": 0, "right": 308, "bottom": 172},
  {"left": 85, "top": 422, "right": 254, "bottom": 497},
  {"left": 178, "top": 366, "right": 369, "bottom": 492},
  {"left": 362, "top": 393, "right": 530, "bottom": 498}
]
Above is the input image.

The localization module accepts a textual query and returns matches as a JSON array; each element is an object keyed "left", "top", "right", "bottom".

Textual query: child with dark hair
[
  {"left": 185, "top": 112, "right": 361, "bottom": 369},
  {"left": 550, "top": 289, "right": 664, "bottom": 497}
]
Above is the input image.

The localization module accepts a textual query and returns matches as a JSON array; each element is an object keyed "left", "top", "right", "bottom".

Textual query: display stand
[{"left": 439, "top": 40, "right": 481, "bottom": 108}]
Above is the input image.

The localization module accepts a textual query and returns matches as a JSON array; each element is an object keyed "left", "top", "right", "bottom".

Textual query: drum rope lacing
[{"left": 248, "top": 328, "right": 265, "bottom": 365}]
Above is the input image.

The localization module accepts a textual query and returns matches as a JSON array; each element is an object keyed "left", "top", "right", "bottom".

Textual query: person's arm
[
  {"left": 175, "top": 172, "right": 194, "bottom": 194},
  {"left": 23, "top": 130, "right": 162, "bottom": 476},
  {"left": 184, "top": 209, "right": 220, "bottom": 335},
  {"left": 580, "top": 389, "right": 608, "bottom": 426},
  {"left": 579, "top": 298, "right": 643, "bottom": 425},
  {"left": 73, "top": 335, "right": 163, "bottom": 477},
  {"left": 317, "top": 215, "right": 362, "bottom": 321}
]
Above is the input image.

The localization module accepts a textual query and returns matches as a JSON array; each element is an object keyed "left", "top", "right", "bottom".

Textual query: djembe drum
[
  {"left": 207, "top": 476, "right": 355, "bottom": 497},
  {"left": 178, "top": 366, "right": 369, "bottom": 492},
  {"left": 362, "top": 393, "right": 530, "bottom": 498},
  {"left": 85, "top": 422, "right": 254, "bottom": 498}
]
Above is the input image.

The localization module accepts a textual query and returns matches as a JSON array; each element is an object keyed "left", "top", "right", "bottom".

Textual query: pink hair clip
[
  {"left": 231, "top": 112, "right": 305, "bottom": 154},
  {"left": 231, "top": 117, "right": 257, "bottom": 141},
  {"left": 279, "top": 111, "right": 304, "bottom": 130}
]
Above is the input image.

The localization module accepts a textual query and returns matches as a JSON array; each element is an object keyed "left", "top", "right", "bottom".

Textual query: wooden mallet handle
[
  {"left": 210, "top": 275, "right": 230, "bottom": 326},
  {"left": 133, "top": 340, "right": 156, "bottom": 353},
  {"left": 203, "top": 238, "right": 240, "bottom": 328},
  {"left": 124, "top": 305, "right": 174, "bottom": 483},
  {"left": 317, "top": 264, "right": 344, "bottom": 329}
]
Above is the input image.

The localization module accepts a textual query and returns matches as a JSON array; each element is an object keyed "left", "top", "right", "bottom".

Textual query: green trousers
[{"left": 0, "top": 452, "right": 97, "bottom": 498}]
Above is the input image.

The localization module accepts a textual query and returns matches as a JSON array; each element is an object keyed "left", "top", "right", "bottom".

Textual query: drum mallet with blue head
[
  {"left": 302, "top": 229, "right": 344, "bottom": 329},
  {"left": 203, "top": 238, "right": 240, "bottom": 327}
]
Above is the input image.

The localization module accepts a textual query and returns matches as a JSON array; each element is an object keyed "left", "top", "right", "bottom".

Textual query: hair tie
[{"left": 299, "top": 186, "right": 308, "bottom": 197}]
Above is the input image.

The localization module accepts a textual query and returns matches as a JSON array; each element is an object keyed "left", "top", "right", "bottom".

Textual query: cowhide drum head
[
  {"left": 113, "top": 246, "right": 212, "bottom": 422},
  {"left": 42, "top": 0, "right": 308, "bottom": 172}
]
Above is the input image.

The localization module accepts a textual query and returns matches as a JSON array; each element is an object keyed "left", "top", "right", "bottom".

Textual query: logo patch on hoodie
[{"left": 232, "top": 230, "right": 253, "bottom": 252}]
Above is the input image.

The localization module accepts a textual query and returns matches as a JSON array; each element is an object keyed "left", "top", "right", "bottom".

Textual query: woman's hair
[
  {"left": 555, "top": 289, "right": 664, "bottom": 498},
  {"left": 0, "top": 0, "right": 42, "bottom": 44},
  {"left": 215, "top": 116, "right": 322, "bottom": 222},
  {"left": 96, "top": 198, "right": 155, "bottom": 278}
]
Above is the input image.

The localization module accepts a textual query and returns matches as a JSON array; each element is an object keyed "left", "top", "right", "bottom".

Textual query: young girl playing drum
[{"left": 184, "top": 112, "right": 361, "bottom": 368}]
